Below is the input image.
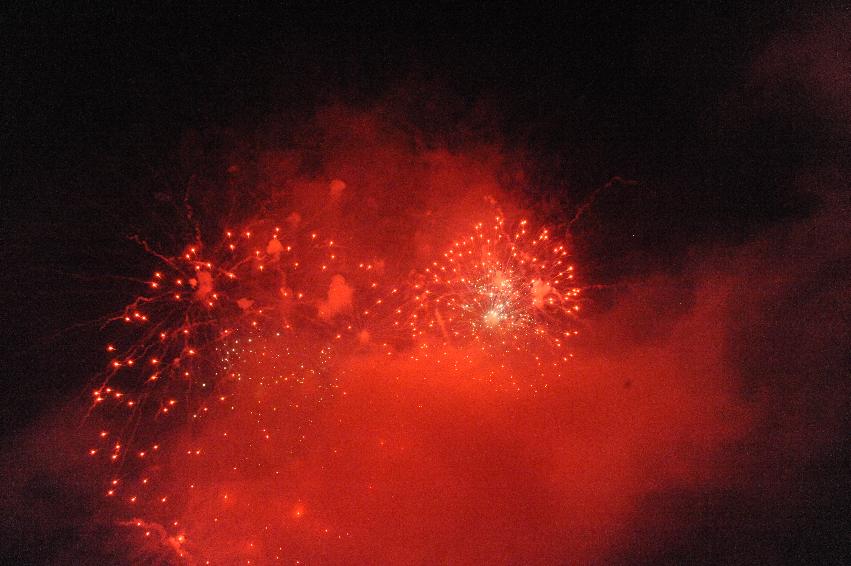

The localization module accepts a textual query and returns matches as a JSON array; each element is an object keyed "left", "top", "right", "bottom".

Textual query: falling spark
[{"left": 87, "top": 206, "right": 583, "bottom": 562}]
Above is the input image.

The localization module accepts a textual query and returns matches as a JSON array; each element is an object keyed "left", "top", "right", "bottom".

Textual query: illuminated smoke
[{"left": 78, "top": 104, "right": 811, "bottom": 564}]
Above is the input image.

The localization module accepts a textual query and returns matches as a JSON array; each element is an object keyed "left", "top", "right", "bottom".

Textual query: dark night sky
[{"left": 1, "top": 4, "right": 849, "bottom": 564}]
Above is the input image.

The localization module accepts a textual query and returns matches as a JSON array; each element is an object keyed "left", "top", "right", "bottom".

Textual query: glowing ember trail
[{"left": 87, "top": 205, "right": 582, "bottom": 563}]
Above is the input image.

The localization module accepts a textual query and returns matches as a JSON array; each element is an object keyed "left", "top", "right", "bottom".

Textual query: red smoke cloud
[{"left": 82, "top": 107, "right": 763, "bottom": 564}]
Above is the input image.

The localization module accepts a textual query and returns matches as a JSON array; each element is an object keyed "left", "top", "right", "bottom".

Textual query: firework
[
  {"left": 87, "top": 207, "right": 582, "bottom": 563},
  {"left": 389, "top": 215, "right": 581, "bottom": 385},
  {"left": 87, "top": 215, "right": 391, "bottom": 554}
]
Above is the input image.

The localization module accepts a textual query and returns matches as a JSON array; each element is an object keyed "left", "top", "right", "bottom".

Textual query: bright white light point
[{"left": 484, "top": 309, "right": 504, "bottom": 327}]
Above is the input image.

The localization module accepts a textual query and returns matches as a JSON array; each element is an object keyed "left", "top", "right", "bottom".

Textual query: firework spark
[
  {"left": 390, "top": 215, "right": 581, "bottom": 386},
  {"left": 87, "top": 205, "right": 582, "bottom": 563}
]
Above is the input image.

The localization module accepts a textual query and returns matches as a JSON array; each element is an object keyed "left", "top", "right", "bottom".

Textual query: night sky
[{"left": 2, "top": 4, "right": 849, "bottom": 564}]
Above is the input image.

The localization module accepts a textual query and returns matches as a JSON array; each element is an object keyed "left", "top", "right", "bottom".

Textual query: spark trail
[{"left": 86, "top": 206, "right": 582, "bottom": 563}]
